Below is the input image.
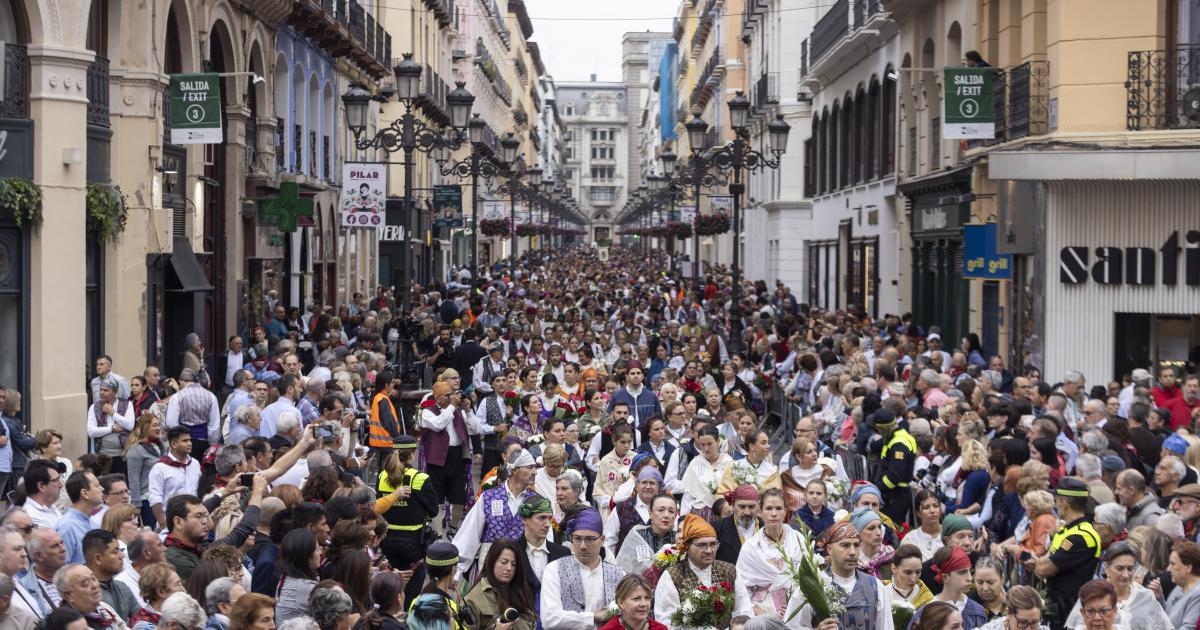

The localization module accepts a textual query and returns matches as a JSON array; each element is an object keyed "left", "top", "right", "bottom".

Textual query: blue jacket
[
  {"left": 797, "top": 504, "right": 835, "bottom": 537},
  {"left": 17, "top": 569, "right": 53, "bottom": 616},
  {"left": 607, "top": 387, "right": 662, "bottom": 429},
  {"left": 2, "top": 415, "right": 37, "bottom": 472}
]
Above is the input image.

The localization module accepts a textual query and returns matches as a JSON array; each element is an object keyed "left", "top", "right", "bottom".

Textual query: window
[
  {"left": 931, "top": 118, "right": 941, "bottom": 168},
  {"left": 566, "top": 105, "right": 574, "bottom": 115},
  {"left": 883, "top": 68, "right": 897, "bottom": 174},
  {"left": 908, "top": 126, "right": 918, "bottom": 175}
]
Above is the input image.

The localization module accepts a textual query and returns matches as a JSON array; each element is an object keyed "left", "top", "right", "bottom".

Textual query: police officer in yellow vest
[
  {"left": 415, "top": 542, "right": 467, "bottom": 630},
  {"left": 869, "top": 408, "right": 917, "bottom": 525},
  {"left": 374, "top": 435, "right": 438, "bottom": 603},
  {"left": 1035, "top": 478, "right": 1101, "bottom": 630}
]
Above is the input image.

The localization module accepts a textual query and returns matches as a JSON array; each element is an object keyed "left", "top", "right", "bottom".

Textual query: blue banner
[
  {"left": 659, "top": 42, "right": 678, "bottom": 142},
  {"left": 962, "top": 223, "right": 1012, "bottom": 279}
]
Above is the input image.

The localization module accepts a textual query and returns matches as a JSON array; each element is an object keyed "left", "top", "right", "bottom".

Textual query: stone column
[{"left": 27, "top": 44, "right": 93, "bottom": 455}]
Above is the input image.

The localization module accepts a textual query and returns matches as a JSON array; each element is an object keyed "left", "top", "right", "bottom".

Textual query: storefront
[
  {"left": 899, "top": 166, "right": 972, "bottom": 347},
  {"left": 990, "top": 148, "right": 1200, "bottom": 381}
]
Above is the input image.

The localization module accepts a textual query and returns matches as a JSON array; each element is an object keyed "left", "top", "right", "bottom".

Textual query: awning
[{"left": 168, "top": 237, "right": 213, "bottom": 292}]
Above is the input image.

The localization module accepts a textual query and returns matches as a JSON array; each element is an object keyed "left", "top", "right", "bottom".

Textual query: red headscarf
[{"left": 931, "top": 546, "right": 972, "bottom": 583}]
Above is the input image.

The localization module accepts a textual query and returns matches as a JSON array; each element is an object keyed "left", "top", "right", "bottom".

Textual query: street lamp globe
[
  {"left": 528, "top": 167, "right": 543, "bottom": 188},
  {"left": 685, "top": 114, "right": 709, "bottom": 153},
  {"left": 768, "top": 114, "right": 792, "bottom": 155},
  {"left": 728, "top": 91, "right": 751, "bottom": 131},
  {"left": 468, "top": 115, "right": 486, "bottom": 145},
  {"left": 541, "top": 177, "right": 554, "bottom": 194},
  {"left": 392, "top": 54, "right": 423, "bottom": 101},
  {"left": 341, "top": 83, "right": 373, "bottom": 137},
  {"left": 660, "top": 149, "right": 677, "bottom": 177},
  {"left": 648, "top": 174, "right": 664, "bottom": 191},
  {"left": 432, "top": 137, "right": 451, "bottom": 163},
  {"left": 446, "top": 82, "right": 475, "bottom": 130},
  {"left": 500, "top": 133, "right": 520, "bottom": 165}
]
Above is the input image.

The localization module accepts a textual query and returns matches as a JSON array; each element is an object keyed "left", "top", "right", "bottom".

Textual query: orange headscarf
[{"left": 679, "top": 514, "right": 717, "bottom": 548}]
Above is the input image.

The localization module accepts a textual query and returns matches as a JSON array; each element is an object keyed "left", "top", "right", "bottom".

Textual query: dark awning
[{"left": 168, "top": 237, "right": 213, "bottom": 292}]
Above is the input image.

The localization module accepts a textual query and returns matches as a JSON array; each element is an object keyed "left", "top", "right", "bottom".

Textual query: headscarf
[
  {"left": 679, "top": 513, "right": 717, "bottom": 548},
  {"left": 931, "top": 546, "right": 971, "bottom": 583},
  {"left": 723, "top": 484, "right": 760, "bottom": 505},
  {"left": 566, "top": 508, "right": 604, "bottom": 535},
  {"left": 823, "top": 520, "right": 860, "bottom": 546},
  {"left": 636, "top": 466, "right": 664, "bottom": 486},
  {"left": 849, "top": 481, "right": 881, "bottom": 507},
  {"left": 517, "top": 494, "right": 553, "bottom": 518},
  {"left": 507, "top": 449, "right": 535, "bottom": 471},
  {"left": 431, "top": 381, "right": 453, "bottom": 398},
  {"left": 438, "top": 368, "right": 461, "bottom": 381},
  {"left": 850, "top": 507, "right": 881, "bottom": 533},
  {"left": 630, "top": 452, "right": 656, "bottom": 474},
  {"left": 941, "top": 514, "right": 973, "bottom": 541}
]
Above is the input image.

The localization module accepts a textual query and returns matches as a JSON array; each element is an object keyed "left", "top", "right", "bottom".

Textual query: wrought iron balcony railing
[
  {"left": 86, "top": 56, "right": 110, "bottom": 128},
  {"left": 809, "top": 0, "right": 847, "bottom": 64},
  {"left": 1126, "top": 45, "right": 1200, "bottom": 130},
  {"left": 275, "top": 118, "right": 286, "bottom": 174},
  {"left": 1, "top": 43, "right": 29, "bottom": 119},
  {"left": 966, "top": 60, "right": 1049, "bottom": 146}
]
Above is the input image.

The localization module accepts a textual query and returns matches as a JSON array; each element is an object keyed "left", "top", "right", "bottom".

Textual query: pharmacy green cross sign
[{"left": 258, "top": 181, "right": 314, "bottom": 233}]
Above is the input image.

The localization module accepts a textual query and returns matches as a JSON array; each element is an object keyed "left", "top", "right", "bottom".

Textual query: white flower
[{"left": 680, "top": 600, "right": 696, "bottom": 615}]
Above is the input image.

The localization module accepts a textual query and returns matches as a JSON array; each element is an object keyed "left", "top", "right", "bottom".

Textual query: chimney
[{"left": 590, "top": 74, "right": 597, "bottom": 82}]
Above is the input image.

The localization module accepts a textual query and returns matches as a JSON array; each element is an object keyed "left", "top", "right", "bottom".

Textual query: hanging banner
[
  {"left": 708, "top": 196, "right": 733, "bottom": 216},
  {"left": 943, "top": 67, "right": 995, "bottom": 139},
  {"left": 482, "top": 200, "right": 507, "bottom": 221},
  {"left": 339, "top": 163, "right": 386, "bottom": 227},
  {"left": 169, "top": 73, "right": 223, "bottom": 144},
  {"left": 678, "top": 205, "right": 697, "bottom": 223},
  {"left": 963, "top": 223, "right": 1012, "bottom": 279},
  {"left": 432, "top": 185, "right": 464, "bottom": 228}
]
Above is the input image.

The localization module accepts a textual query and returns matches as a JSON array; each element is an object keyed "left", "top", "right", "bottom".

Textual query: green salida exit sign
[{"left": 169, "top": 73, "right": 223, "bottom": 144}]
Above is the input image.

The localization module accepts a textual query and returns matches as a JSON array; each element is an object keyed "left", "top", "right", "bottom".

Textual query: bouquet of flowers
[
  {"left": 553, "top": 400, "right": 583, "bottom": 421},
  {"left": 598, "top": 602, "right": 621, "bottom": 624},
  {"left": 825, "top": 477, "right": 849, "bottom": 508},
  {"left": 502, "top": 390, "right": 521, "bottom": 414},
  {"left": 777, "top": 536, "right": 848, "bottom": 622},
  {"left": 525, "top": 433, "right": 546, "bottom": 446},
  {"left": 891, "top": 599, "right": 916, "bottom": 629},
  {"left": 668, "top": 582, "right": 736, "bottom": 629},
  {"left": 479, "top": 218, "right": 511, "bottom": 236},
  {"left": 730, "top": 461, "right": 761, "bottom": 488},
  {"left": 642, "top": 543, "right": 683, "bottom": 589},
  {"left": 753, "top": 369, "right": 773, "bottom": 391}
]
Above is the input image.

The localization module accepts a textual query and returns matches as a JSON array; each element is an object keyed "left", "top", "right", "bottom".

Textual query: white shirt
[
  {"left": 783, "top": 570, "right": 894, "bottom": 630},
  {"left": 258, "top": 397, "right": 297, "bottom": 438},
  {"left": 86, "top": 403, "right": 135, "bottom": 441},
  {"left": 272, "top": 458, "right": 310, "bottom": 489},
  {"left": 225, "top": 351, "right": 245, "bottom": 387},
  {"left": 541, "top": 557, "right": 608, "bottom": 630},
  {"left": 421, "top": 404, "right": 464, "bottom": 447},
  {"left": 526, "top": 538, "right": 551, "bottom": 577},
  {"left": 146, "top": 453, "right": 201, "bottom": 510},
  {"left": 25, "top": 497, "right": 62, "bottom": 529},
  {"left": 452, "top": 480, "right": 528, "bottom": 575},
  {"left": 115, "top": 566, "right": 145, "bottom": 608},
  {"left": 902, "top": 527, "right": 944, "bottom": 562},
  {"left": 90, "top": 505, "right": 109, "bottom": 530},
  {"left": 603, "top": 496, "right": 650, "bottom": 557},
  {"left": 654, "top": 560, "right": 752, "bottom": 630}
]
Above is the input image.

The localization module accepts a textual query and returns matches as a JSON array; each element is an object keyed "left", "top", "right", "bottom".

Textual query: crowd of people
[{"left": 0, "top": 245, "right": 1198, "bottom": 630}]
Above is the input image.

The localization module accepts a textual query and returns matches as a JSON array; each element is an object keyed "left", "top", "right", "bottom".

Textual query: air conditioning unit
[{"left": 451, "top": 49, "right": 468, "bottom": 61}]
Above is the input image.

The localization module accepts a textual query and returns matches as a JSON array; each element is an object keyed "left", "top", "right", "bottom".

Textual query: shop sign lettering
[{"left": 1059, "top": 230, "right": 1200, "bottom": 286}]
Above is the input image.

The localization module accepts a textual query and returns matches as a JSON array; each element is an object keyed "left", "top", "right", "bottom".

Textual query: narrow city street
[{"left": 0, "top": 2, "right": 1198, "bottom": 630}]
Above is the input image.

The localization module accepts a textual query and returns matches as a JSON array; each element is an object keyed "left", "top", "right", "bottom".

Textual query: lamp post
[
  {"left": 435, "top": 112, "right": 519, "bottom": 277},
  {"left": 342, "top": 54, "right": 474, "bottom": 316},
  {"left": 699, "top": 92, "right": 791, "bottom": 353}
]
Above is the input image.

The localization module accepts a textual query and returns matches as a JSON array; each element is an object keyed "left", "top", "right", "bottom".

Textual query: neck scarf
[{"left": 157, "top": 452, "right": 191, "bottom": 468}]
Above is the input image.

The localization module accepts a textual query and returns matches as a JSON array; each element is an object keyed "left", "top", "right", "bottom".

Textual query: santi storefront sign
[{"left": 1059, "top": 230, "right": 1200, "bottom": 286}]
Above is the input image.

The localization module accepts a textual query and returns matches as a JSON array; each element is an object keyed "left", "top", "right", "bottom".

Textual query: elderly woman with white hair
[
  {"left": 308, "top": 586, "right": 356, "bottom": 630},
  {"left": 159, "top": 591, "right": 207, "bottom": 630},
  {"left": 204, "top": 577, "right": 246, "bottom": 630},
  {"left": 1064, "top": 542, "right": 1173, "bottom": 630}
]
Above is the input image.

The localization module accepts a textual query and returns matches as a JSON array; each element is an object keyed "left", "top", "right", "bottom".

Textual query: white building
[
  {"left": 557, "top": 80, "right": 630, "bottom": 241},
  {"left": 798, "top": 0, "right": 900, "bottom": 317}
]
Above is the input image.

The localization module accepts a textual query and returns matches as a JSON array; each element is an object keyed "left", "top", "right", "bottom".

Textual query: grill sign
[{"left": 1059, "top": 230, "right": 1200, "bottom": 286}]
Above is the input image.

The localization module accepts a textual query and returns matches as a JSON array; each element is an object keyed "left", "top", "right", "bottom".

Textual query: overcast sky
[{"left": 521, "top": 1, "right": 675, "bottom": 82}]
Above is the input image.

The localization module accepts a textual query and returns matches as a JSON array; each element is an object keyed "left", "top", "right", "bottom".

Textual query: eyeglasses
[
  {"left": 14, "top": 525, "right": 33, "bottom": 534},
  {"left": 690, "top": 541, "right": 720, "bottom": 550},
  {"left": 571, "top": 535, "right": 601, "bottom": 545},
  {"left": 1082, "top": 607, "right": 1113, "bottom": 618},
  {"left": 1009, "top": 618, "right": 1041, "bottom": 630},
  {"left": 106, "top": 488, "right": 130, "bottom": 496}
]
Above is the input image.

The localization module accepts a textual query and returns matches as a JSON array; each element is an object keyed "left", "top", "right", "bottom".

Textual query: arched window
[
  {"left": 844, "top": 93, "right": 856, "bottom": 186},
  {"left": 883, "top": 65, "right": 897, "bottom": 174},
  {"left": 829, "top": 102, "right": 839, "bottom": 192},
  {"left": 855, "top": 85, "right": 867, "bottom": 183},
  {"left": 867, "top": 78, "right": 880, "bottom": 179}
]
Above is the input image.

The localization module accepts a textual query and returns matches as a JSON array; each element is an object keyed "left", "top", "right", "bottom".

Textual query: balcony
[
  {"left": 309, "top": 130, "right": 318, "bottom": 177},
  {"left": 414, "top": 63, "right": 453, "bottom": 126},
  {"left": 482, "top": 0, "right": 512, "bottom": 48},
  {"left": 421, "top": 0, "right": 453, "bottom": 28},
  {"left": 293, "top": 124, "right": 303, "bottom": 173},
  {"left": 275, "top": 117, "right": 286, "bottom": 174},
  {"left": 323, "top": 135, "right": 332, "bottom": 183},
  {"left": 288, "top": 0, "right": 389, "bottom": 79},
  {"left": 703, "top": 125, "right": 724, "bottom": 150},
  {"left": 1126, "top": 45, "right": 1200, "bottom": 130},
  {"left": 742, "top": 0, "right": 768, "bottom": 39},
  {"left": 690, "top": 0, "right": 716, "bottom": 54},
  {"left": 968, "top": 61, "right": 1050, "bottom": 146},
  {"left": 752, "top": 71, "right": 779, "bottom": 113},
  {"left": 1, "top": 43, "right": 28, "bottom": 119},
  {"left": 688, "top": 45, "right": 722, "bottom": 110},
  {"left": 802, "top": 0, "right": 895, "bottom": 89},
  {"left": 86, "top": 56, "right": 110, "bottom": 128}
]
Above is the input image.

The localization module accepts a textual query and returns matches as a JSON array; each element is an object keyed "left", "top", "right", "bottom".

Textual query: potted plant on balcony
[
  {"left": 0, "top": 178, "right": 44, "bottom": 230},
  {"left": 479, "top": 217, "right": 510, "bottom": 237},
  {"left": 516, "top": 223, "right": 541, "bottom": 237},
  {"left": 694, "top": 212, "right": 731, "bottom": 236}
]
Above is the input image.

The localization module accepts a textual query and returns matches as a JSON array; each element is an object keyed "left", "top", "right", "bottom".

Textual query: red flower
[
  {"left": 713, "top": 601, "right": 725, "bottom": 612},
  {"left": 720, "top": 581, "right": 733, "bottom": 591}
]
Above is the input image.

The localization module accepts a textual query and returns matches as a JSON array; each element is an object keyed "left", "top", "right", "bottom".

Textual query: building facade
[{"left": 558, "top": 79, "right": 629, "bottom": 242}]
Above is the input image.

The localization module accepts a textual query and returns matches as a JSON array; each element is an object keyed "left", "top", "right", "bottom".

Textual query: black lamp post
[
  {"left": 698, "top": 92, "right": 791, "bottom": 353},
  {"left": 435, "top": 112, "right": 522, "bottom": 276},
  {"left": 342, "top": 54, "right": 473, "bottom": 316}
]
